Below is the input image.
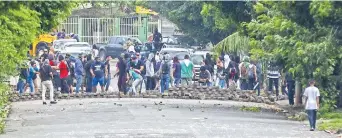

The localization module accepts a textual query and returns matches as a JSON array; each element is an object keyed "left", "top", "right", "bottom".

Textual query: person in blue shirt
[
  {"left": 27, "top": 61, "right": 39, "bottom": 94},
  {"left": 70, "top": 56, "right": 84, "bottom": 93},
  {"left": 90, "top": 57, "right": 106, "bottom": 93}
]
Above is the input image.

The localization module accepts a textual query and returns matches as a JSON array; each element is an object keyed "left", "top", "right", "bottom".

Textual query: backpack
[
  {"left": 240, "top": 62, "right": 249, "bottom": 79},
  {"left": 161, "top": 62, "right": 170, "bottom": 74},
  {"left": 248, "top": 65, "right": 255, "bottom": 79}
]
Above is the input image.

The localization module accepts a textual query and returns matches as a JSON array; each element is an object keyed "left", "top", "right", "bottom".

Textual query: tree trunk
[{"left": 295, "top": 79, "right": 302, "bottom": 105}]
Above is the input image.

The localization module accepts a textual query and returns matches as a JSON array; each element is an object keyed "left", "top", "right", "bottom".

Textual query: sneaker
[
  {"left": 310, "top": 128, "right": 314, "bottom": 131},
  {"left": 50, "top": 101, "right": 57, "bottom": 104},
  {"left": 43, "top": 102, "right": 47, "bottom": 105}
]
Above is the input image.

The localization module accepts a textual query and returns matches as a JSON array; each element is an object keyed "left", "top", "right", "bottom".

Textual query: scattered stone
[
  {"left": 189, "top": 108, "right": 194, "bottom": 111},
  {"left": 158, "top": 108, "right": 162, "bottom": 111},
  {"left": 204, "top": 117, "right": 208, "bottom": 119},
  {"left": 162, "top": 115, "right": 165, "bottom": 117},
  {"left": 117, "top": 104, "right": 122, "bottom": 106}
]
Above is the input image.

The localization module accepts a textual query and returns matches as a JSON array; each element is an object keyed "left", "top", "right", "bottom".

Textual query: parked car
[
  {"left": 53, "top": 39, "right": 77, "bottom": 53},
  {"left": 94, "top": 36, "right": 143, "bottom": 60},
  {"left": 191, "top": 51, "right": 213, "bottom": 80},
  {"left": 160, "top": 48, "right": 191, "bottom": 59},
  {"left": 61, "top": 42, "right": 92, "bottom": 54}
]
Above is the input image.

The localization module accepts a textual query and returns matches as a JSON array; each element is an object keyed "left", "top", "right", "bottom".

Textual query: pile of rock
[{"left": 9, "top": 84, "right": 277, "bottom": 105}]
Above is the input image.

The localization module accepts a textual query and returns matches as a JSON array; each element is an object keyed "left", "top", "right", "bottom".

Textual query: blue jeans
[
  {"left": 27, "top": 79, "right": 34, "bottom": 93},
  {"left": 75, "top": 75, "right": 83, "bottom": 93},
  {"left": 174, "top": 77, "right": 181, "bottom": 87},
  {"left": 17, "top": 79, "right": 26, "bottom": 94},
  {"left": 104, "top": 74, "right": 111, "bottom": 91},
  {"left": 86, "top": 76, "right": 92, "bottom": 92},
  {"left": 160, "top": 74, "right": 170, "bottom": 93},
  {"left": 307, "top": 110, "right": 317, "bottom": 129},
  {"left": 219, "top": 79, "right": 225, "bottom": 88},
  {"left": 199, "top": 81, "right": 211, "bottom": 87}
]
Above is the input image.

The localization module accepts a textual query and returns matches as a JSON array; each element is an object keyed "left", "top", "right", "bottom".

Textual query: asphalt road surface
[{"left": 2, "top": 99, "right": 334, "bottom": 138}]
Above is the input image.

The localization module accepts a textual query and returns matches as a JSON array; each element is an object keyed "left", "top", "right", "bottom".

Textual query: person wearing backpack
[
  {"left": 158, "top": 53, "right": 171, "bottom": 93},
  {"left": 40, "top": 59, "right": 57, "bottom": 105},
  {"left": 247, "top": 60, "right": 258, "bottom": 90},
  {"left": 239, "top": 56, "right": 251, "bottom": 90}
]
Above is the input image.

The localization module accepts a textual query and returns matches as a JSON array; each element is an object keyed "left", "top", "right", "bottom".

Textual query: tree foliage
[
  {"left": 240, "top": 1, "right": 342, "bottom": 110},
  {"left": 142, "top": 1, "right": 252, "bottom": 44},
  {"left": 0, "top": 1, "right": 76, "bottom": 81}
]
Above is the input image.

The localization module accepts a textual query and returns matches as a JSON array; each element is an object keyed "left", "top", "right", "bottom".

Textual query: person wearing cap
[
  {"left": 90, "top": 57, "right": 106, "bottom": 92},
  {"left": 303, "top": 79, "right": 320, "bottom": 131},
  {"left": 70, "top": 56, "right": 84, "bottom": 94},
  {"left": 70, "top": 33, "right": 80, "bottom": 42}
]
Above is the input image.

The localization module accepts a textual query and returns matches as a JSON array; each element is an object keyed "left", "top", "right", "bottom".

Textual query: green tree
[{"left": 241, "top": 1, "right": 342, "bottom": 110}]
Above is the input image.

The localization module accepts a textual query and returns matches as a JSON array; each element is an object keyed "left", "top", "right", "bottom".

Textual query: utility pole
[{"left": 295, "top": 78, "right": 302, "bottom": 106}]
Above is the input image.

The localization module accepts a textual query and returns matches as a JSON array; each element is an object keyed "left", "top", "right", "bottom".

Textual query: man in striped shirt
[{"left": 267, "top": 61, "right": 281, "bottom": 97}]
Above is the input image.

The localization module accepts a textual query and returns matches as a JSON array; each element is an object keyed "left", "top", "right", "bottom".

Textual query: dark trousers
[
  {"left": 287, "top": 81, "right": 295, "bottom": 105},
  {"left": 307, "top": 110, "right": 317, "bottom": 129},
  {"left": 268, "top": 78, "right": 279, "bottom": 96},
  {"left": 60, "top": 77, "right": 70, "bottom": 93},
  {"left": 240, "top": 79, "right": 248, "bottom": 90},
  {"left": 53, "top": 74, "right": 61, "bottom": 91},
  {"left": 85, "top": 76, "right": 93, "bottom": 92},
  {"left": 118, "top": 74, "right": 127, "bottom": 93},
  {"left": 248, "top": 78, "right": 255, "bottom": 90},
  {"left": 146, "top": 76, "right": 156, "bottom": 90}
]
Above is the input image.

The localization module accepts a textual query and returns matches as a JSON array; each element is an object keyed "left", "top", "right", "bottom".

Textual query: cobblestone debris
[{"left": 9, "top": 84, "right": 277, "bottom": 105}]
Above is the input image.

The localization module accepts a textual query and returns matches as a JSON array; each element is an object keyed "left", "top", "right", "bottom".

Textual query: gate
[{"left": 57, "top": 16, "right": 161, "bottom": 45}]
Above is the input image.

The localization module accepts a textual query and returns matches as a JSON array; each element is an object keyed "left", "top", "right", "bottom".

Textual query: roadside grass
[
  {"left": 240, "top": 106, "right": 261, "bottom": 112},
  {"left": 318, "top": 119, "right": 342, "bottom": 131},
  {"left": 318, "top": 111, "right": 342, "bottom": 131}
]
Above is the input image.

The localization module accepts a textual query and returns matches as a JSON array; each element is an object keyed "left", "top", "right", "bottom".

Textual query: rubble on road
[{"left": 9, "top": 83, "right": 278, "bottom": 105}]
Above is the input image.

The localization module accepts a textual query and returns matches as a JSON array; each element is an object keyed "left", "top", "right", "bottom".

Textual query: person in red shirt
[{"left": 52, "top": 55, "right": 70, "bottom": 93}]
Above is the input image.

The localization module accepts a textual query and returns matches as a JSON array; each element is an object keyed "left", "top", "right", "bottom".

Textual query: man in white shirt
[{"left": 303, "top": 79, "right": 320, "bottom": 131}]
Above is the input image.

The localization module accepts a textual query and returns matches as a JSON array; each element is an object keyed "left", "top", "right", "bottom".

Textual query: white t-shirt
[
  {"left": 128, "top": 46, "right": 135, "bottom": 53},
  {"left": 303, "top": 86, "right": 320, "bottom": 110}
]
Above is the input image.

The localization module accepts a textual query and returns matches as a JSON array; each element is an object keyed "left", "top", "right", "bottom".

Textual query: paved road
[{"left": 2, "top": 99, "right": 334, "bottom": 138}]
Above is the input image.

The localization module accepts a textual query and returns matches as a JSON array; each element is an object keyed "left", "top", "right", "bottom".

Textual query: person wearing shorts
[{"left": 90, "top": 57, "right": 106, "bottom": 93}]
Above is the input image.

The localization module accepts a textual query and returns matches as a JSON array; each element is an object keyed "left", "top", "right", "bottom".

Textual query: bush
[{"left": 0, "top": 83, "right": 10, "bottom": 133}]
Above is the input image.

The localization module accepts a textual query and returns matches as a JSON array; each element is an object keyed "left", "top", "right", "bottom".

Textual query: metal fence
[{"left": 57, "top": 16, "right": 161, "bottom": 45}]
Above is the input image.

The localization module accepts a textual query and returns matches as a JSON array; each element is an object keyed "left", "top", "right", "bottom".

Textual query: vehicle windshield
[
  {"left": 53, "top": 40, "right": 77, "bottom": 49},
  {"left": 191, "top": 55, "right": 204, "bottom": 65},
  {"left": 58, "top": 53, "right": 82, "bottom": 58},
  {"left": 131, "top": 38, "right": 142, "bottom": 45},
  {"left": 65, "top": 44, "right": 89, "bottom": 48}
]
